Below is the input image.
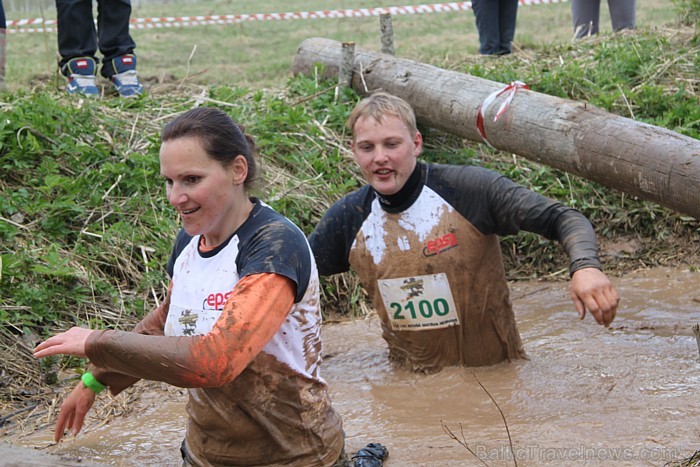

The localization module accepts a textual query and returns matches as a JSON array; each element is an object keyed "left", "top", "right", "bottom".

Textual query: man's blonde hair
[{"left": 347, "top": 91, "right": 418, "bottom": 137}]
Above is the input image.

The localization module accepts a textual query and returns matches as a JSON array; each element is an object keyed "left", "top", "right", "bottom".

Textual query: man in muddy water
[{"left": 308, "top": 91, "right": 619, "bottom": 372}]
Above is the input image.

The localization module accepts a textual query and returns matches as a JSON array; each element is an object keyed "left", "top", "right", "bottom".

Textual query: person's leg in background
[
  {"left": 497, "top": 0, "right": 519, "bottom": 55},
  {"left": 472, "top": 0, "right": 501, "bottom": 55},
  {"left": 608, "top": 0, "right": 636, "bottom": 32},
  {"left": 56, "top": 0, "right": 98, "bottom": 70},
  {"left": 96, "top": 0, "right": 142, "bottom": 96},
  {"left": 571, "top": 0, "right": 601, "bottom": 38},
  {"left": 0, "top": 0, "right": 6, "bottom": 89},
  {"left": 96, "top": 0, "right": 135, "bottom": 77},
  {"left": 56, "top": 0, "right": 100, "bottom": 95}
]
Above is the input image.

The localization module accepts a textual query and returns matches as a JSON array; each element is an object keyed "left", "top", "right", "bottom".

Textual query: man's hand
[{"left": 570, "top": 267, "right": 619, "bottom": 327}]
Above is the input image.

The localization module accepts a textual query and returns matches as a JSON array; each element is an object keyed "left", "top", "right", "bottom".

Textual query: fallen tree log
[{"left": 292, "top": 37, "right": 700, "bottom": 220}]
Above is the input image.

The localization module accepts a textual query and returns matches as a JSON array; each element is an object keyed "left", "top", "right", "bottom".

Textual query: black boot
[{"left": 352, "top": 443, "right": 389, "bottom": 467}]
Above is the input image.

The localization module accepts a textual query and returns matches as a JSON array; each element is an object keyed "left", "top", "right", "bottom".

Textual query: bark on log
[{"left": 292, "top": 37, "right": 700, "bottom": 220}]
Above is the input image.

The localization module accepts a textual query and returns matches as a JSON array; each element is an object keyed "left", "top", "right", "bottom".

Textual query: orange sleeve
[
  {"left": 182, "top": 272, "right": 295, "bottom": 386},
  {"left": 89, "top": 282, "right": 173, "bottom": 395},
  {"left": 85, "top": 273, "right": 295, "bottom": 388}
]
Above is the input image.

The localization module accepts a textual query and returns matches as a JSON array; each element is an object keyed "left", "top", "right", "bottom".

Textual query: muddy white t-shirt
[
  {"left": 87, "top": 200, "right": 344, "bottom": 466},
  {"left": 166, "top": 211, "right": 318, "bottom": 380}
]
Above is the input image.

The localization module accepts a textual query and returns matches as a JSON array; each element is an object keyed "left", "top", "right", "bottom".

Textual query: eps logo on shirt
[
  {"left": 203, "top": 291, "right": 233, "bottom": 310},
  {"left": 423, "top": 232, "right": 458, "bottom": 257}
]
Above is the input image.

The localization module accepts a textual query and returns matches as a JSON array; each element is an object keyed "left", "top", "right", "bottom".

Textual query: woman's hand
[
  {"left": 33, "top": 327, "right": 94, "bottom": 359},
  {"left": 53, "top": 381, "right": 97, "bottom": 442}
]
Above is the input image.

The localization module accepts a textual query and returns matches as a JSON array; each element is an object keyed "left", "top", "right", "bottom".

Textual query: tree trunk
[{"left": 292, "top": 37, "right": 700, "bottom": 220}]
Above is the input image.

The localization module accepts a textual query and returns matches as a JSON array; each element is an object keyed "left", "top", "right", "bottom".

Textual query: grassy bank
[
  {"left": 3, "top": 0, "right": 683, "bottom": 89},
  {"left": 1, "top": 1, "right": 699, "bottom": 398}
]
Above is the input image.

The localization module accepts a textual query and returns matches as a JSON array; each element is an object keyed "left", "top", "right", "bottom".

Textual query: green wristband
[{"left": 81, "top": 371, "right": 106, "bottom": 394}]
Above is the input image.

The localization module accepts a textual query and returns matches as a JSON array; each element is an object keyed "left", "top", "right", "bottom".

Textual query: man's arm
[{"left": 441, "top": 166, "right": 619, "bottom": 325}]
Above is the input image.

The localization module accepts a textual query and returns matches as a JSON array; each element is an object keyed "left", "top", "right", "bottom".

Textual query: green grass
[{"left": 3, "top": 0, "right": 682, "bottom": 89}]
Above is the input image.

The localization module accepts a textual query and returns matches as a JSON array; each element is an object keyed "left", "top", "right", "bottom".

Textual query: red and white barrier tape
[
  {"left": 6, "top": 0, "right": 568, "bottom": 32},
  {"left": 476, "top": 81, "right": 530, "bottom": 148}
]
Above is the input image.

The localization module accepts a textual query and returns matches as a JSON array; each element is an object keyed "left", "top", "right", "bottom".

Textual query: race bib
[
  {"left": 164, "top": 304, "right": 223, "bottom": 337},
  {"left": 378, "top": 273, "right": 460, "bottom": 331}
]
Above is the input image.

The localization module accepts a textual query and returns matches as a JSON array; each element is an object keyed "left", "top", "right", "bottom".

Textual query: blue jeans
[
  {"left": 472, "top": 0, "right": 519, "bottom": 55},
  {"left": 56, "top": 0, "right": 137, "bottom": 77}
]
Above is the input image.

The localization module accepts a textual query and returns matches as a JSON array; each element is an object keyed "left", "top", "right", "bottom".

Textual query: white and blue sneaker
[
  {"left": 63, "top": 57, "right": 99, "bottom": 96},
  {"left": 110, "top": 54, "right": 144, "bottom": 98}
]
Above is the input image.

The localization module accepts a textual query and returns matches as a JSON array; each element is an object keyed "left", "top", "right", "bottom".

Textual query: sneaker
[
  {"left": 63, "top": 57, "right": 99, "bottom": 96},
  {"left": 110, "top": 54, "right": 144, "bottom": 97}
]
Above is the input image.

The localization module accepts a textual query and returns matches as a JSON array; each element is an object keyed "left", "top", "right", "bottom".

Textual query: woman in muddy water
[
  {"left": 33, "top": 107, "right": 349, "bottom": 466},
  {"left": 308, "top": 91, "right": 620, "bottom": 372}
]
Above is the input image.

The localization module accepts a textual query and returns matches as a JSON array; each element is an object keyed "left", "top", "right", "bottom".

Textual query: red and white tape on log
[
  {"left": 7, "top": 0, "right": 568, "bottom": 33},
  {"left": 476, "top": 81, "right": 530, "bottom": 148}
]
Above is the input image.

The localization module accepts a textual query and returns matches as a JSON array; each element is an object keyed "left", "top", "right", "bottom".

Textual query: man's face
[{"left": 351, "top": 114, "right": 422, "bottom": 196}]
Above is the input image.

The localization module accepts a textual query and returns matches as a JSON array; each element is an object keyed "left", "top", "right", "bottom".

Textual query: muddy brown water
[{"left": 5, "top": 267, "right": 699, "bottom": 466}]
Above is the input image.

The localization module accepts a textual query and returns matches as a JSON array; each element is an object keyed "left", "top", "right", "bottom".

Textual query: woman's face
[
  {"left": 160, "top": 136, "right": 243, "bottom": 246},
  {"left": 351, "top": 114, "right": 422, "bottom": 196}
]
